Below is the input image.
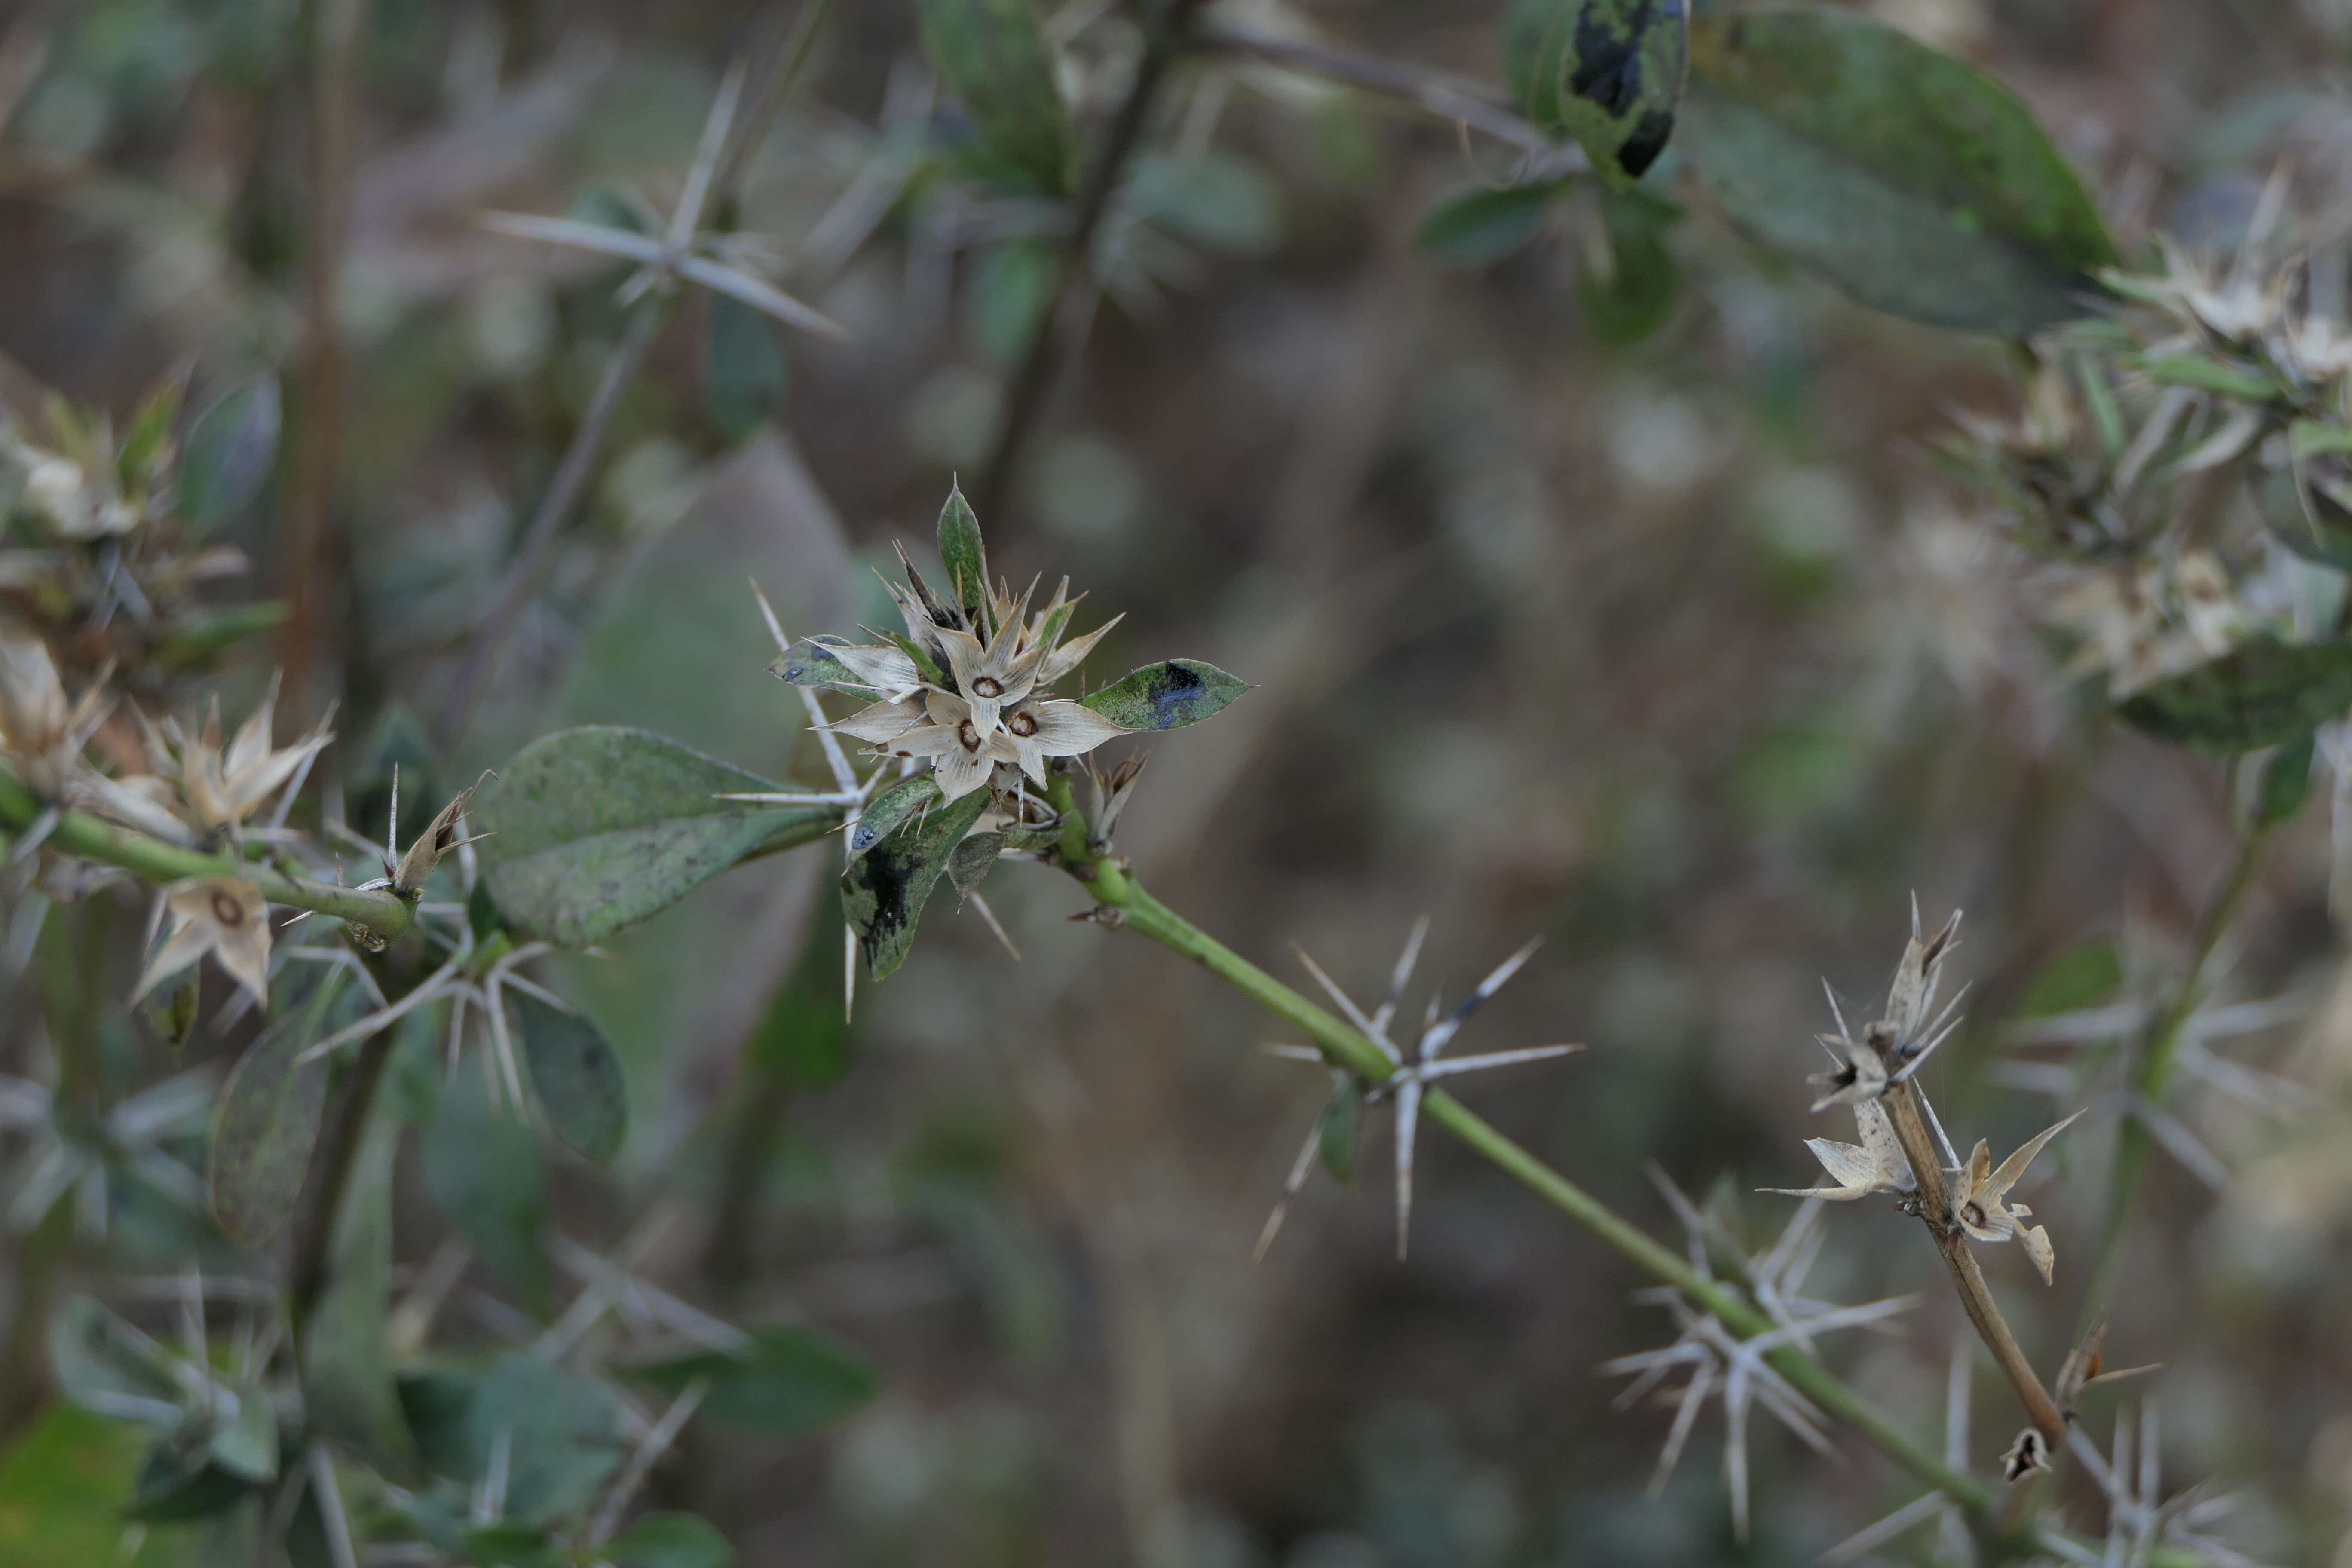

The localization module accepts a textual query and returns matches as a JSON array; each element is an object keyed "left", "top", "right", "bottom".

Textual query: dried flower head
[
  {"left": 84, "top": 679, "right": 331, "bottom": 848},
  {"left": 1948, "top": 1111, "right": 2082, "bottom": 1284},
  {"left": 0, "top": 630, "right": 112, "bottom": 799},
  {"left": 391, "top": 772, "right": 492, "bottom": 896},
  {"left": 1762, "top": 1097, "right": 1917, "bottom": 1203},
  {"left": 133, "top": 877, "right": 273, "bottom": 1011}
]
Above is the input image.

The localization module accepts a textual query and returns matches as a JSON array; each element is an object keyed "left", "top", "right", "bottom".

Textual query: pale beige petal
[
  {"left": 1804, "top": 1138, "right": 1883, "bottom": 1193},
  {"left": 884, "top": 723, "right": 962, "bottom": 760},
  {"left": 2017, "top": 1222, "right": 2055, "bottom": 1285},
  {"left": 1038, "top": 612, "right": 1122, "bottom": 689},
  {"left": 931, "top": 744, "right": 992, "bottom": 802},
  {"left": 1027, "top": 699, "right": 1126, "bottom": 756},
  {"left": 224, "top": 685, "right": 279, "bottom": 781},
  {"left": 1984, "top": 1110, "right": 2083, "bottom": 1201},
  {"left": 823, "top": 642, "right": 923, "bottom": 694},
  {"left": 827, "top": 698, "right": 924, "bottom": 744}
]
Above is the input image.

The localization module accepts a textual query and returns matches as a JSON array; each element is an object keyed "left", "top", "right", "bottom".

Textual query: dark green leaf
[
  {"left": 466, "top": 1355, "right": 628, "bottom": 1527},
  {"left": 300, "top": 1112, "right": 414, "bottom": 1469},
  {"left": 122, "top": 1444, "right": 252, "bottom": 1523},
  {"left": 847, "top": 776, "right": 942, "bottom": 861},
  {"left": 914, "top": 0, "right": 1076, "bottom": 196},
  {"left": 1678, "top": 9, "right": 2115, "bottom": 334},
  {"left": 398, "top": 1367, "right": 479, "bottom": 1484},
  {"left": 203, "top": 1388, "right": 277, "bottom": 1482},
  {"left": 948, "top": 831, "right": 1002, "bottom": 901},
  {"left": 422, "top": 1064, "right": 548, "bottom": 1313},
  {"left": 841, "top": 787, "right": 993, "bottom": 980},
  {"left": 176, "top": 375, "right": 280, "bottom": 536},
  {"left": 606, "top": 1513, "right": 735, "bottom": 1568},
  {"left": 505, "top": 986, "right": 627, "bottom": 1164},
  {"left": 1550, "top": 0, "right": 1689, "bottom": 184},
  {"left": 473, "top": 727, "right": 841, "bottom": 947},
  {"left": 624, "top": 1327, "right": 879, "bottom": 1434},
  {"left": 772, "top": 636, "right": 888, "bottom": 696},
  {"left": 937, "top": 483, "right": 990, "bottom": 628},
  {"left": 965, "top": 241, "right": 1054, "bottom": 373},
  {"left": 50, "top": 1298, "right": 180, "bottom": 1423},
  {"left": 1080, "top": 659, "right": 1248, "bottom": 732},
  {"left": 2116, "top": 642, "right": 2352, "bottom": 754},
  {"left": 150, "top": 600, "right": 289, "bottom": 670},
  {"left": 2141, "top": 355, "right": 2279, "bottom": 401},
  {"left": 1577, "top": 186, "right": 1682, "bottom": 344},
  {"left": 1317, "top": 1081, "right": 1359, "bottom": 1186},
  {"left": 0, "top": 1404, "right": 153, "bottom": 1567},
  {"left": 461, "top": 1524, "right": 564, "bottom": 1568},
  {"left": 705, "top": 293, "right": 787, "bottom": 444},
  {"left": 2015, "top": 938, "right": 2121, "bottom": 1018},
  {"left": 1412, "top": 182, "right": 1564, "bottom": 267},
  {"left": 209, "top": 967, "right": 364, "bottom": 1246},
  {"left": 2261, "top": 732, "right": 2318, "bottom": 825}
]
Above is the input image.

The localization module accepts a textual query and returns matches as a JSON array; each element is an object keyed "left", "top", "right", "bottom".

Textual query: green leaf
[
  {"left": 1577, "top": 185, "right": 1682, "bottom": 344},
  {"left": 1550, "top": 0, "right": 1690, "bottom": 185},
  {"left": 122, "top": 1444, "right": 253, "bottom": 1523},
  {"left": 467, "top": 1355, "right": 628, "bottom": 1528},
  {"left": 473, "top": 727, "right": 841, "bottom": 947},
  {"left": 2015, "top": 938, "right": 2121, "bottom": 1018},
  {"left": 203, "top": 1387, "right": 277, "bottom": 1482},
  {"left": 2292, "top": 419, "right": 2352, "bottom": 461},
  {"left": 937, "top": 483, "right": 989, "bottom": 627},
  {"left": 2115, "top": 641, "right": 2352, "bottom": 754},
  {"left": 150, "top": 599, "right": 289, "bottom": 670},
  {"left": 705, "top": 293, "right": 787, "bottom": 444},
  {"left": 624, "top": 1327, "right": 879, "bottom": 1434},
  {"left": 772, "top": 636, "right": 887, "bottom": 696},
  {"left": 748, "top": 894, "right": 852, "bottom": 1090},
  {"left": 914, "top": 0, "right": 1076, "bottom": 196},
  {"left": 1677, "top": 9, "right": 2115, "bottom": 334},
  {"left": 841, "top": 786, "right": 993, "bottom": 980},
  {"left": 49, "top": 1298, "right": 180, "bottom": 1424},
  {"left": 1125, "top": 153, "right": 1285, "bottom": 258},
  {"left": 300, "top": 1110, "right": 414, "bottom": 1469},
  {"left": 847, "top": 776, "right": 942, "bottom": 861},
  {"left": 2140, "top": 354, "right": 2281, "bottom": 401},
  {"left": 0, "top": 1404, "right": 156, "bottom": 1567},
  {"left": 1317, "top": 1081, "right": 1359, "bottom": 1186},
  {"left": 461, "top": 1524, "right": 565, "bottom": 1568},
  {"left": 605, "top": 1513, "right": 735, "bottom": 1568},
  {"left": 2260, "top": 732, "right": 2318, "bottom": 825},
  {"left": 176, "top": 374, "right": 280, "bottom": 536},
  {"left": 965, "top": 241, "right": 1055, "bottom": 373},
  {"left": 1412, "top": 182, "right": 1564, "bottom": 267},
  {"left": 948, "top": 830, "right": 1002, "bottom": 901},
  {"left": 1080, "top": 659, "right": 1248, "bottom": 732},
  {"left": 209, "top": 967, "right": 364, "bottom": 1246},
  {"left": 422, "top": 1061, "right": 548, "bottom": 1312},
  {"left": 505, "top": 987, "right": 627, "bottom": 1163}
]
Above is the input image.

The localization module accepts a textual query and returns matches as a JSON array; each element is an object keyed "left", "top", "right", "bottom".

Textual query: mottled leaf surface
[
  {"left": 2116, "top": 642, "right": 2352, "bottom": 754},
  {"left": 847, "top": 776, "right": 940, "bottom": 861},
  {"left": 841, "top": 787, "right": 992, "bottom": 979},
  {"left": 914, "top": 0, "right": 1076, "bottom": 196},
  {"left": 625, "top": 1327, "right": 879, "bottom": 1433},
  {"left": 1678, "top": 9, "right": 2113, "bottom": 334},
  {"left": 208, "top": 968, "right": 364, "bottom": 1246},
  {"left": 948, "top": 830, "right": 1002, "bottom": 900},
  {"left": 1553, "top": 0, "right": 1689, "bottom": 184},
  {"left": 1081, "top": 659, "right": 1248, "bottom": 732},
  {"left": 506, "top": 987, "right": 627, "bottom": 1164},
  {"left": 474, "top": 726, "right": 839, "bottom": 946}
]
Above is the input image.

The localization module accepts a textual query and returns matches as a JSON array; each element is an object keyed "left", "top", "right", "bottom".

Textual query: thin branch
[{"left": 974, "top": 0, "right": 1216, "bottom": 528}]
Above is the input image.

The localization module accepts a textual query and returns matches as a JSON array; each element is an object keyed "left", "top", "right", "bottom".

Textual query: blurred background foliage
[{"left": 6, "top": 0, "right": 2352, "bottom": 1562}]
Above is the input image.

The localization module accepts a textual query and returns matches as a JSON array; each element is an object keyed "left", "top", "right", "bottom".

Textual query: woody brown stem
[{"left": 1883, "top": 1082, "right": 2067, "bottom": 1451}]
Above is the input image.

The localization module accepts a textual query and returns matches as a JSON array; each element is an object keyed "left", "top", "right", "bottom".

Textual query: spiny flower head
[
  {"left": 0, "top": 630, "right": 113, "bottom": 800},
  {"left": 83, "top": 677, "right": 331, "bottom": 848}
]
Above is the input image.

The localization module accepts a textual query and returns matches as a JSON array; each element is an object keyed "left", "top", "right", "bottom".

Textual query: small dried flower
[
  {"left": 392, "top": 773, "right": 492, "bottom": 896},
  {"left": 1948, "top": 1110, "right": 2082, "bottom": 1283},
  {"left": 84, "top": 680, "right": 331, "bottom": 847},
  {"left": 1762, "top": 1097, "right": 1917, "bottom": 1203},
  {"left": 2054, "top": 1315, "right": 2157, "bottom": 1417},
  {"left": 2002, "top": 1426, "right": 2052, "bottom": 1482},
  {"left": 0, "top": 631, "right": 111, "bottom": 799},
  {"left": 133, "top": 878, "right": 272, "bottom": 1011}
]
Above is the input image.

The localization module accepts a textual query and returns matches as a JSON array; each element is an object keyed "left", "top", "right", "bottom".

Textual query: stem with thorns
[
  {"left": 2079, "top": 818, "right": 2275, "bottom": 1324},
  {"left": 1040, "top": 808, "right": 1997, "bottom": 1530},
  {"left": 0, "top": 771, "right": 415, "bottom": 942},
  {"left": 1880, "top": 1082, "right": 2067, "bottom": 1451}
]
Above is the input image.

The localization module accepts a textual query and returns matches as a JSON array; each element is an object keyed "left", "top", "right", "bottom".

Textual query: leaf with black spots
[
  {"left": 841, "top": 787, "right": 992, "bottom": 980},
  {"left": 1554, "top": 0, "right": 1689, "bottom": 185},
  {"left": 1080, "top": 659, "right": 1248, "bottom": 732},
  {"left": 846, "top": 776, "right": 942, "bottom": 862}
]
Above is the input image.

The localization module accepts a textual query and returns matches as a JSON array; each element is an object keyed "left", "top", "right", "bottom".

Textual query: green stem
[
  {"left": 2079, "top": 818, "right": 2273, "bottom": 1324},
  {"left": 1065, "top": 853, "right": 1991, "bottom": 1517},
  {"left": 0, "top": 771, "right": 413, "bottom": 943}
]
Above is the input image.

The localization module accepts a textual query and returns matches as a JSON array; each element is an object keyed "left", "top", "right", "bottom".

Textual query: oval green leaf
[
  {"left": 1555, "top": 0, "right": 1689, "bottom": 184},
  {"left": 937, "top": 483, "right": 990, "bottom": 624},
  {"left": 606, "top": 1513, "right": 735, "bottom": 1568},
  {"left": 2115, "top": 641, "right": 2352, "bottom": 754},
  {"left": 1413, "top": 182, "right": 1565, "bottom": 268},
  {"left": 914, "top": 0, "right": 1077, "bottom": 197},
  {"left": 1677, "top": 9, "right": 2114, "bottom": 334},
  {"left": 473, "top": 726, "right": 842, "bottom": 947},
  {"left": 623, "top": 1326, "right": 880, "bottom": 1434},
  {"left": 208, "top": 967, "right": 365, "bottom": 1246},
  {"left": 506, "top": 987, "right": 627, "bottom": 1164},
  {"left": 176, "top": 374, "right": 281, "bottom": 536},
  {"left": 1080, "top": 659, "right": 1248, "bottom": 732},
  {"left": 422, "top": 1066, "right": 548, "bottom": 1314}
]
